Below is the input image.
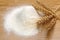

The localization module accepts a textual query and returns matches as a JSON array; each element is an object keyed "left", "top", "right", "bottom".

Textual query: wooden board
[{"left": 0, "top": 0, "right": 60, "bottom": 40}]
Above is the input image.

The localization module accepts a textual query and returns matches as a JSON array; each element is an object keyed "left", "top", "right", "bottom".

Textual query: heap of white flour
[{"left": 4, "top": 5, "right": 44, "bottom": 36}]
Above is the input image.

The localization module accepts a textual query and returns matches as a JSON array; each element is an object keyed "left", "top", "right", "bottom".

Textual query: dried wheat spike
[
  {"left": 37, "top": 15, "right": 55, "bottom": 24},
  {"left": 34, "top": 0, "right": 58, "bottom": 30},
  {"left": 37, "top": 14, "right": 56, "bottom": 30},
  {"left": 47, "top": 18, "right": 56, "bottom": 30}
]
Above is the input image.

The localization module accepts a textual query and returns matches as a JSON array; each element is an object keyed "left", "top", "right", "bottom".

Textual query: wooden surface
[{"left": 0, "top": 0, "right": 60, "bottom": 40}]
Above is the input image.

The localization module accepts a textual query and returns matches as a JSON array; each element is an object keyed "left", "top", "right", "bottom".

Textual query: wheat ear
[{"left": 34, "top": 0, "right": 57, "bottom": 30}]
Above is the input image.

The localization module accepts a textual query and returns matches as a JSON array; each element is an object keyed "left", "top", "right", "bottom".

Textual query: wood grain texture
[{"left": 0, "top": 0, "right": 60, "bottom": 40}]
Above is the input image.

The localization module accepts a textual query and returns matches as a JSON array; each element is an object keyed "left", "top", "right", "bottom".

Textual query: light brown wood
[{"left": 0, "top": 0, "right": 60, "bottom": 40}]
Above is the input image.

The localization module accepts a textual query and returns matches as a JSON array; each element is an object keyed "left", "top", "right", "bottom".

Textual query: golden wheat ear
[
  {"left": 52, "top": 5, "right": 60, "bottom": 20},
  {"left": 33, "top": 0, "right": 57, "bottom": 30},
  {"left": 36, "top": 0, "right": 60, "bottom": 20},
  {"left": 35, "top": 1, "right": 55, "bottom": 16},
  {"left": 35, "top": 0, "right": 55, "bottom": 15}
]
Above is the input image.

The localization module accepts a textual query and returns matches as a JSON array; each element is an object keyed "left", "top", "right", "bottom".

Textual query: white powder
[{"left": 4, "top": 5, "right": 44, "bottom": 36}]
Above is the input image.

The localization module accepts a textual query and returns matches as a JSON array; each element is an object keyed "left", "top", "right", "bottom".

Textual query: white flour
[{"left": 4, "top": 5, "right": 44, "bottom": 36}]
